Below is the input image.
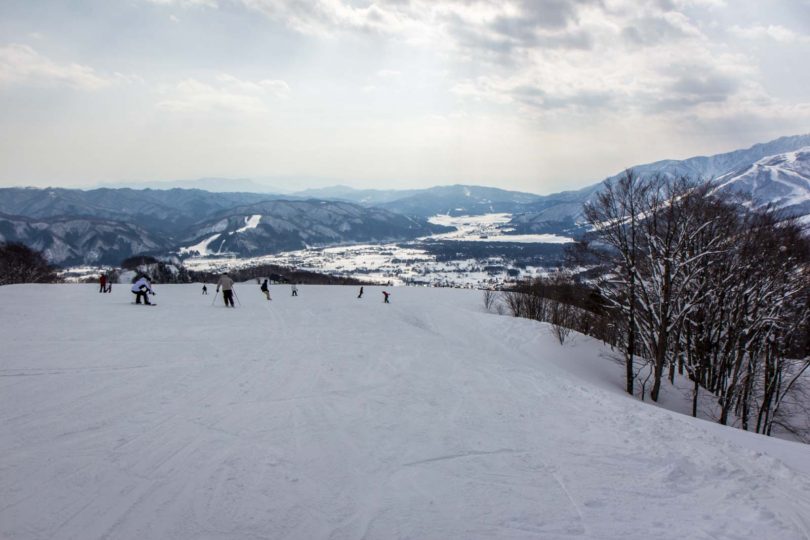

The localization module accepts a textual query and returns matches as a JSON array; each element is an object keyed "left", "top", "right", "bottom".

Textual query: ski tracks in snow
[{"left": 1, "top": 284, "right": 809, "bottom": 539}]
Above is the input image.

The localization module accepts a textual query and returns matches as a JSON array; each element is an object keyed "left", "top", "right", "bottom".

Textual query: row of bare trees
[
  {"left": 499, "top": 272, "right": 614, "bottom": 345},
  {"left": 0, "top": 243, "right": 58, "bottom": 285},
  {"left": 583, "top": 171, "right": 810, "bottom": 437}
]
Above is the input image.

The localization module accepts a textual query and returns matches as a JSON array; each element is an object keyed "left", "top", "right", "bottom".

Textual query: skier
[
  {"left": 260, "top": 278, "right": 271, "bottom": 301},
  {"left": 291, "top": 283, "right": 298, "bottom": 297},
  {"left": 202, "top": 283, "right": 208, "bottom": 295},
  {"left": 357, "top": 286, "right": 364, "bottom": 299},
  {"left": 131, "top": 275, "right": 155, "bottom": 305},
  {"left": 217, "top": 273, "right": 235, "bottom": 307},
  {"left": 382, "top": 290, "right": 390, "bottom": 304},
  {"left": 99, "top": 273, "right": 107, "bottom": 293},
  {"left": 105, "top": 279, "right": 112, "bottom": 293}
]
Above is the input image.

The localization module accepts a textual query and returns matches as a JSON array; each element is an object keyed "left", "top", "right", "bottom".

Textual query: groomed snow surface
[{"left": 1, "top": 284, "right": 809, "bottom": 540}]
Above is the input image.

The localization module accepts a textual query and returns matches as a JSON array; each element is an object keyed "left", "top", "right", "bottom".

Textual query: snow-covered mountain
[
  {"left": 0, "top": 188, "right": 451, "bottom": 264},
  {"left": 0, "top": 187, "right": 281, "bottom": 234},
  {"left": 3, "top": 134, "right": 810, "bottom": 264},
  {"left": 1, "top": 284, "right": 809, "bottom": 539},
  {"left": 178, "top": 200, "right": 450, "bottom": 257},
  {"left": 714, "top": 147, "right": 810, "bottom": 223},
  {"left": 512, "top": 134, "right": 810, "bottom": 234},
  {"left": 294, "top": 184, "right": 543, "bottom": 216},
  {"left": 292, "top": 185, "right": 423, "bottom": 205},
  {"left": 290, "top": 135, "right": 810, "bottom": 234},
  {"left": 0, "top": 213, "right": 170, "bottom": 265},
  {"left": 377, "top": 184, "right": 543, "bottom": 218}
]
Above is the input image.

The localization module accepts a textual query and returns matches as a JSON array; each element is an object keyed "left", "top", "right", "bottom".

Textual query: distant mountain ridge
[
  {"left": 509, "top": 134, "right": 810, "bottom": 234},
  {"left": 0, "top": 187, "right": 282, "bottom": 234},
  {"left": 2, "top": 134, "right": 808, "bottom": 265},
  {"left": 178, "top": 200, "right": 448, "bottom": 257},
  {"left": 292, "top": 184, "right": 543, "bottom": 215},
  {"left": 0, "top": 189, "right": 449, "bottom": 265},
  {"left": 98, "top": 177, "right": 286, "bottom": 193}
]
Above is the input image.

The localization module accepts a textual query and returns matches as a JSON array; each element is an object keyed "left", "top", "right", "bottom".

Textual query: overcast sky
[{"left": 1, "top": 0, "right": 808, "bottom": 194}]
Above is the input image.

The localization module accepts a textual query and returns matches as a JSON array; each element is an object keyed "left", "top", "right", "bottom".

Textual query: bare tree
[
  {"left": 482, "top": 288, "right": 496, "bottom": 312},
  {"left": 584, "top": 170, "right": 649, "bottom": 396},
  {"left": 549, "top": 300, "right": 573, "bottom": 345}
]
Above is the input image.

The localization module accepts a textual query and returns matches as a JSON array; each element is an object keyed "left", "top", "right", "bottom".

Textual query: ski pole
[
  {"left": 232, "top": 287, "right": 242, "bottom": 306},
  {"left": 211, "top": 290, "right": 219, "bottom": 306}
]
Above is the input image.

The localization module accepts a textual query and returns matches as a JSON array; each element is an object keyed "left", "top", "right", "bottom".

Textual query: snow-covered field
[
  {"left": 1, "top": 284, "right": 809, "bottom": 540},
  {"left": 427, "top": 214, "right": 574, "bottom": 244},
  {"left": 179, "top": 213, "right": 573, "bottom": 287}
]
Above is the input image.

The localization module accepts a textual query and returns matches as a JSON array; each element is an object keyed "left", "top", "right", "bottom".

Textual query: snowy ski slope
[{"left": 1, "top": 284, "right": 809, "bottom": 540}]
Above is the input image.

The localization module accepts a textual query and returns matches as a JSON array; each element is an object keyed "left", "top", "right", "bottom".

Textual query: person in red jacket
[
  {"left": 99, "top": 273, "right": 107, "bottom": 293},
  {"left": 382, "top": 290, "right": 390, "bottom": 304}
]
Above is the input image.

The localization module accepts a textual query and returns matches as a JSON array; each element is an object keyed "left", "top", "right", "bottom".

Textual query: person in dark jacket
[
  {"left": 202, "top": 283, "right": 208, "bottom": 295},
  {"left": 99, "top": 273, "right": 107, "bottom": 293},
  {"left": 260, "top": 279, "right": 271, "bottom": 301},
  {"left": 358, "top": 286, "right": 364, "bottom": 299},
  {"left": 382, "top": 290, "right": 390, "bottom": 304}
]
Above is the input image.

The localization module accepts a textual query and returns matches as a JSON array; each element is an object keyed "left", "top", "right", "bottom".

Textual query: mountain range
[
  {"left": 178, "top": 200, "right": 446, "bottom": 258},
  {"left": 0, "top": 190, "right": 450, "bottom": 265},
  {"left": 507, "top": 133, "right": 810, "bottom": 234},
  {"left": 1, "top": 133, "right": 808, "bottom": 266}
]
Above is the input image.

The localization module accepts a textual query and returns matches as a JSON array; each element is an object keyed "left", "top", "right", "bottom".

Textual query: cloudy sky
[{"left": 1, "top": 0, "right": 808, "bottom": 194}]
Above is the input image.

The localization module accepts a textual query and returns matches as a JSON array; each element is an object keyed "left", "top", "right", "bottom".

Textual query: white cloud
[
  {"left": 376, "top": 69, "right": 401, "bottom": 79},
  {"left": 206, "top": 0, "right": 803, "bottom": 129},
  {"left": 156, "top": 73, "right": 290, "bottom": 113},
  {"left": 234, "top": 0, "right": 420, "bottom": 38},
  {"left": 730, "top": 24, "right": 810, "bottom": 44},
  {"left": 0, "top": 43, "right": 115, "bottom": 90},
  {"left": 145, "top": 0, "right": 218, "bottom": 7}
]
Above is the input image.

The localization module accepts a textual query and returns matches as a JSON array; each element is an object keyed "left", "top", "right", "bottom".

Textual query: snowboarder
[
  {"left": 105, "top": 280, "right": 112, "bottom": 293},
  {"left": 131, "top": 275, "right": 155, "bottom": 305},
  {"left": 202, "top": 283, "right": 208, "bottom": 295},
  {"left": 357, "top": 286, "right": 364, "bottom": 299},
  {"left": 217, "top": 273, "right": 235, "bottom": 307},
  {"left": 260, "top": 278, "right": 271, "bottom": 301},
  {"left": 382, "top": 290, "right": 390, "bottom": 304},
  {"left": 291, "top": 283, "right": 298, "bottom": 297},
  {"left": 99, "top": 273, "right": 107, "bottom": 293}
]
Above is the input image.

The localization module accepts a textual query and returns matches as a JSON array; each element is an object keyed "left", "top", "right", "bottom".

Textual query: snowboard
[{"left": 131, "top": 302, "right": 157, "bottom": 306}]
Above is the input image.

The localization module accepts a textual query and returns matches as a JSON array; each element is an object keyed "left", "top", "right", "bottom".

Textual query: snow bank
[{"left": 1, "top": 284, "right": 808, "bottom": 540}]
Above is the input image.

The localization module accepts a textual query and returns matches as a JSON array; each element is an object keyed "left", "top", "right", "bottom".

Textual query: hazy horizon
[{"left": 2, "top": 0, "right": 809, "bottom": 194}]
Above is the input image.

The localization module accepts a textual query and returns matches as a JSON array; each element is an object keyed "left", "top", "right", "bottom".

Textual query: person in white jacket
[
  {"left": 131, "top": 276, "right": 155, "bottom": 305},
  {"left": 217, "top": 273, "right": 236, "bottom": 307}
]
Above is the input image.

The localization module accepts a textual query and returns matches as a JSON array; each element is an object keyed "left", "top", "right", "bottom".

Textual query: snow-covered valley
[
  {"left": 178, "top": 214, "right": 574, "bottom": 287},
  {"left": 1, "top": 284, "right": 809, "bottom": 539}
]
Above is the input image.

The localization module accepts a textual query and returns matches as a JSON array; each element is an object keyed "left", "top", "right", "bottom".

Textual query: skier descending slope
[
  {"left": 131, "top": 276, "right": 155, "bottom": 305},
  {"left": 217, "top": 273, "right": 235, "bottom": 308}
]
